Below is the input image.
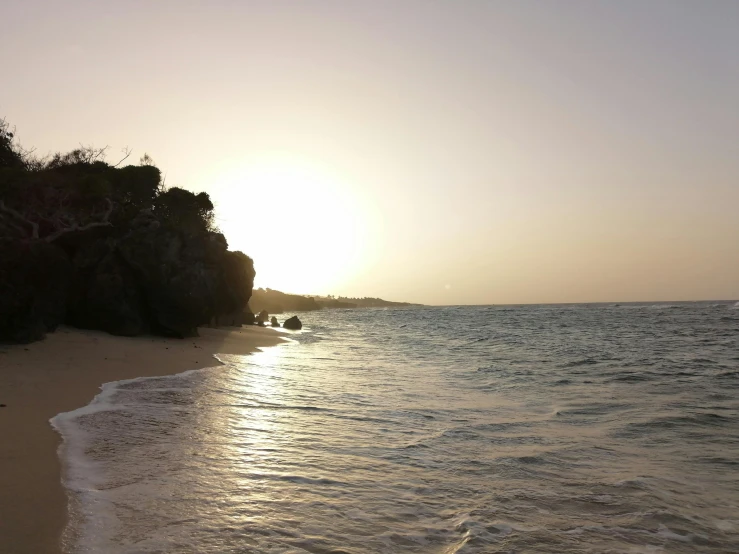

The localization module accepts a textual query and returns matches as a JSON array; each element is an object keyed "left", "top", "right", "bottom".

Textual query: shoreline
[{"left": 0, "top": 325, "right": 285, "bottom": 554}]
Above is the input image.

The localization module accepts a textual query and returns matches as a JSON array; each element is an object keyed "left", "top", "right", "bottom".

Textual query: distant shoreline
[
  {"left": 248, "top": 288, "right": 421, "bottom": 315},
  {"left": 0, "top": 326, "right": 284, "bottom": 554}
]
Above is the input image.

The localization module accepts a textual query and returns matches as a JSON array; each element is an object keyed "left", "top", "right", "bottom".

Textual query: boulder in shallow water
[
  {"left": 283, "top": 315, "right": 302, "bottom": 330},
  {"left": 242, "top": 310, "right": 256, "bottom": 325},
  {"left": 271, "top": 316, "right": 280, "bottom": 327}
]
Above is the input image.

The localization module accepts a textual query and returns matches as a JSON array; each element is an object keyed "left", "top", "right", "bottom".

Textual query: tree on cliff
[
  {"left": 0, "top": 170, "right": 115, "bottom": 242},
  {"left": 0, "top": 118, "right": 26, "bottom": 169},
  {"left": 153, "top": 187, "right": 217, "bottom": 234},
  {"left": 0, "top": 125, "right": 217, "bottom": 242},
  {"left": 0, "top": 122, "right": 156, "bottom": 242}
]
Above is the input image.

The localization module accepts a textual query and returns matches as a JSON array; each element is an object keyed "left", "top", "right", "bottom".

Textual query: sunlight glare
[{"left": 211, "top": 158, "right": 375, "bottom": 295}]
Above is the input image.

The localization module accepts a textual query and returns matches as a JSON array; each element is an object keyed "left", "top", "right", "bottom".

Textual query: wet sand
[{"left": 0, "top": 326, "right": 284, "bottom": 554}]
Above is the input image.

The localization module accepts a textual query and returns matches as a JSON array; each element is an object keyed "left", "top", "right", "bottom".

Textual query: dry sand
[{"left": 0, "top": 325, "right": 285, "bottom": 554}]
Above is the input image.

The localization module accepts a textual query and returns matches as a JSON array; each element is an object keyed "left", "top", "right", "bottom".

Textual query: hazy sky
[{"left": 3, "top": 0, "right": 738, "bottom": 304}]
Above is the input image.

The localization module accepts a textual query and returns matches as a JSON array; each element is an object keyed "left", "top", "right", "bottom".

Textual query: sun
[{"left": 208, "top": 158, "right": 375, "bottom": 295}]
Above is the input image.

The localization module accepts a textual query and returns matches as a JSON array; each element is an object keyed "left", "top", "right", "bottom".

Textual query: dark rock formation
[
  {"left": 210, "top": 311, "right": 245, "bottom": 327},
  {"left": 66, "top": 238, "right": 147, "bottom": 336},
  {"left": 283, "top": 315, "right": 302, "bottom": 330},
  {"left": 1, "top": 214, "right": 257, "bottom": 342},
  {"left": 270, "top": 316, "right": 280, "bottom": 327},
  {"left": 257, "top": 310, "right": 269, "bottom": 325},
  {"left": 63, "top": 211, "right": 251, "bottom": 338},
  {"left": 90, "top": 220, "right": 250, "bottom": 336},
  {"left": 116, "top": 214, "right": 223, "bottom": 336},
  {"left": 217, "top": 251, "right": 256, "bottom": 319},
  {"left": 0, "top": 122, "right": 258, "bottom": 343},
  {"left": 242, "top": 310, "right": 256, "bottom": 325},
  {"left": 0, "top": 240, "right": 72, "bottom": 342}
]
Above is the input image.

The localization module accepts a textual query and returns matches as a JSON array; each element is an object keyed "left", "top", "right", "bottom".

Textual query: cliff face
[
  {"left": 0, "top": 217, "right": 256, "bottom": 342},
  {"left": 0, "top": 240, "right": 72, "bottom": 343},
  {"left": 0, "top": 134, "right": 257, "bottom": 343},
  {"left": 64, "top": 214, "right": 255, "bottom": 338}
]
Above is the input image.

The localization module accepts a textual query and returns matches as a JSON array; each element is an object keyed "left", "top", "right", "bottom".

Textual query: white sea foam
[
  {"left": 51, "top": 366, "right": 221, "bottom": 553},
  {"left": 51, "top": 379, "right": 129, "bottom": 553}
]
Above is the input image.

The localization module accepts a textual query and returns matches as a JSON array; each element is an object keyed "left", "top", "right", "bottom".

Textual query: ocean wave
[
  {"left": 692, "top": 357, "right": 719, "bottom": 364},
  {"left": 607, "top": 373, "right": 654, "bottom": 383},
  {"left": 695, "top": 456, "right": 739, "bottom": 467},
  {"left": 717, "top": 370, "right": 739, "bottom": 378},
  {"left": 555, "top": 403, "right": 631, "bottom": 417},
  {"left": 233, "top": 402, "right": 330, "bottom": 412},
  {"left": 561, "top": 358, "right": 600, "bottom": 368},
  {"left": 616, "top": 413, "right": 734, "bottom": 437},
  {"left": 274, "top": 474, "right": 345, "bottom": 486},
  {"left": 563, "top": 523, "right": 713, "bottom": 547}
]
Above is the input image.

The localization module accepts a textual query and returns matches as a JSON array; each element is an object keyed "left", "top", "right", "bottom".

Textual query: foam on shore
[{"left": 0, "top": 326, "right": 283, "bottom": 554}]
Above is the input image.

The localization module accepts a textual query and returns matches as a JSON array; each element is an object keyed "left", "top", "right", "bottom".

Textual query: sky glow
[{"left": 2, "top": 0, "right": 738, "bottom": 303}]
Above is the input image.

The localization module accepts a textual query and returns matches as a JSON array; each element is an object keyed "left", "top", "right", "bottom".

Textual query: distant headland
[{"left": 249, "top": 288, "right": 421, "bottom": 314}]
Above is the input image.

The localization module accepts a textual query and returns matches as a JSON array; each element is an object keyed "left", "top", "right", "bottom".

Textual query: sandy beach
[{"left": 0, "top": 325, "right": 284, "bottom": 554}]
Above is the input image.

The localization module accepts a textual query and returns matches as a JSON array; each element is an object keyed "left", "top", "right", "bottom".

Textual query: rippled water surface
[{"left": 54, "top": 303, "right": 739, "bottom": 553}]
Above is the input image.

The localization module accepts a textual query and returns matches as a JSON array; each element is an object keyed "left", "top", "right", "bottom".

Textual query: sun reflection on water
[{"left": 215, "top": 345, "right": 301, "bottom": 503}]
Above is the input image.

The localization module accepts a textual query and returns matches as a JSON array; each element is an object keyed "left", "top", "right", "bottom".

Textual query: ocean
[{"left": 52, "top": 302, "right": 739, "bottom": 553}]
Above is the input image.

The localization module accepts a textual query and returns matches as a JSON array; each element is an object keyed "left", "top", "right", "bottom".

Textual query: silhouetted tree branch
[
  {"left": 0, "top": 199, "right": 40, "bottom": 239},
  {"left": 43, "top": 198, "right": 114, "bottom": 242},
  {"left": 112, "top": 147, "right": 132, "bottom": 168}
]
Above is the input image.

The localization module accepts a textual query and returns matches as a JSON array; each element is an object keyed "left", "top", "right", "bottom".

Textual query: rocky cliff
[{"left": 0, "top": 123, "right": 257, "bottom": 343}]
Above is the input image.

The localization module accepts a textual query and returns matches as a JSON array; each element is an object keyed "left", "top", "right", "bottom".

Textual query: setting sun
[{"left": 211, "top": 158, "right": 376, "bottom": 295}]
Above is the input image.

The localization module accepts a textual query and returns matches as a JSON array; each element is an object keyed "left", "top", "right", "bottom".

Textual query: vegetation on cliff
[{"left": 0, "top": 119, "right": 256, "bottom": 343}]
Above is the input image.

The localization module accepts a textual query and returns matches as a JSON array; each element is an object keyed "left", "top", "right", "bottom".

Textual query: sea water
[{"left": 52, "top": 303, "right": 739, "bottom": 553}]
